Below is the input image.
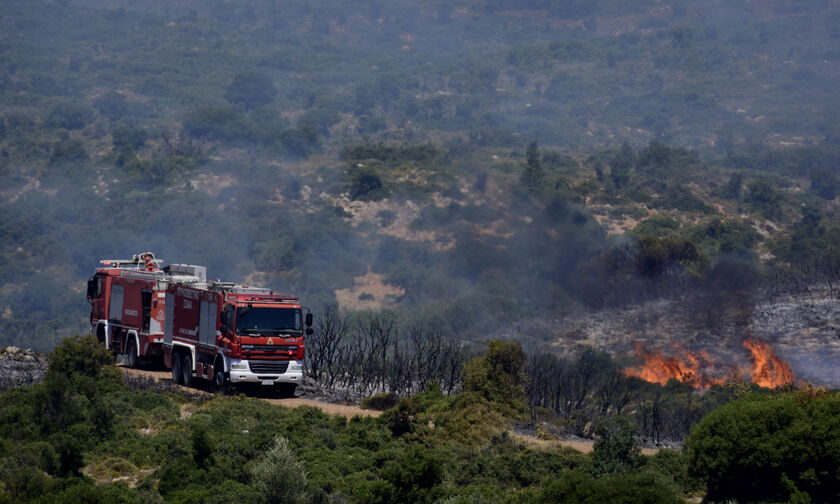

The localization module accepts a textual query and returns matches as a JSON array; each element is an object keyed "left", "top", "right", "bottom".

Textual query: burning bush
[{"left": 623, "top": 337, "right": 795, "bottom": 390}]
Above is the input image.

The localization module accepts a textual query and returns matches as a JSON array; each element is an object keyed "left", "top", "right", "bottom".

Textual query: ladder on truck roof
[
  {"left": 98, "top": 253, "right": 207, "bottom": 284},
  {"left": 99, "top": 252, "right": 162, "bottom": 271},
  {"left": 208, "top": 283, "right": 299, "bottom": 303}
]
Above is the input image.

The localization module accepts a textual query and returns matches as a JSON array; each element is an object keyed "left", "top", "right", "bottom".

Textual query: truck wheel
[
  {"left": 182, "top": 354, "right": 193, "bottom": 387},
  {"left": 127, "top": 339, "right": 139, "bottom": 368},
  {"left": 212, "top": 357, "right": 227, "bottom": 391},
  {"left": 171, "top": 352, "right": 183, "bottom": 385},
  {"left": 277, "top": 383, "right": 297, "bottom": 398}
]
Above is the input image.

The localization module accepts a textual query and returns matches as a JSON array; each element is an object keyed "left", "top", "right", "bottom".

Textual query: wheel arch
[
  {"left": 95, "top": 321, "right": 108, "bottom": 348},
  {"left": 126, "top": 330, "right": 140, "bottom": 356},
  {"left": 214, "top": 352, "right": 229, "bottom": 373},
  {"left": 170, "top": 343, "right": 196, "bottom": 371}
]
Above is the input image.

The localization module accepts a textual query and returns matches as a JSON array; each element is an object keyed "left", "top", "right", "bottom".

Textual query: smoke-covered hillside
[{"left": 0, "top": 0, "right": 838, "bottom": 387}]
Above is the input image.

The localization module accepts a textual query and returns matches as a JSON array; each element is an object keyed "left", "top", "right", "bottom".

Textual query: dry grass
[{"left": 334, "top": 267, "right": 405, "bottom": 311}]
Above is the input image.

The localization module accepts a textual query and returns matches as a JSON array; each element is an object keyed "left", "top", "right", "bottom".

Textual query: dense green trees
[{"left": 685, "top": 391, "right": 840, "bottom": 503}]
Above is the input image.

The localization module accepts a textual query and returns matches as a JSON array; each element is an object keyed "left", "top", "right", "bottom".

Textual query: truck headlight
[{"left": 231, "top": 362, "right": 248, "bottom": 371}]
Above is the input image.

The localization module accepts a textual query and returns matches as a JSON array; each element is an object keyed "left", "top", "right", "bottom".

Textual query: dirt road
[{"left": 123, "top": 367, "right": 381, "bottom": 417}]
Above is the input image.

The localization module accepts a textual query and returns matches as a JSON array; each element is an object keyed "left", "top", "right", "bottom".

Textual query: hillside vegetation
[
  {"left": 1, "top": 2, "right": 839, "bottom": 500},
  {"left": 2, "top": 335, "right": 838, "bottom": 503},
  {"left": 1, "top": 0, "right": 838, "bottom": 356}
]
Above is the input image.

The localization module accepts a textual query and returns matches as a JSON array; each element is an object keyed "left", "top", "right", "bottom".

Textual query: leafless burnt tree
[
  {"left": 306, "top": 309, "right": 464, "bottom": 400},
  {"left": 307, "top": 304, "right": 350, "bottom": 388}
]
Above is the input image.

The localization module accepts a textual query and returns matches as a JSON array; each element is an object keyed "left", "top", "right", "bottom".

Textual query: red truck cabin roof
[{"left": 226, "top": 292, "right": 299, "bottom": 304}]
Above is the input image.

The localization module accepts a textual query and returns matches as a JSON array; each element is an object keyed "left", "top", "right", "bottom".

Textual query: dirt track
[
  {"left": 123, "top": 367, "right": 382, "bottom": 417},
  {"left": 122, "top": 367, "right": 661, "bottom": 454}
]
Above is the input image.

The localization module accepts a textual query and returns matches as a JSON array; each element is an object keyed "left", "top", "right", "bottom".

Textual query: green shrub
[
  {"left": 685, "top": 391, "right": 840, "bottom": 503},
  {"left": 462, "top": 339, "right": 527, "bottom": 416},
  {"left": 54, "top": 433, "right": 85, "bottom": 476},
  {"left": 635, "top": 235, "right": 708, "bottom": 279},
  {"left": 519, "top": 141, "right": 547, "bottom": 196},
  {"left": 45, "top": 101, "right": 95, "bottom": 130},
  {"left": 379, "top": 447, "right": 444, "bottom": 504},
  {"left": 46, "top": 334, "right": 121, "bottom": 397},
  {"left": 251, "top": 435, "right": 311, "bottom": 504},
  {"left": 191, "top": 424, "right": 213, "bottom": 469},
  {"left": 746, "top": 179, "right": 784, "bottom": 220},
  {"left": 652, "top": 186, "right": 714, "bottom": 214},
  {"left": 687, "top": 217, "right": 760, "bottom": 254},
  {"left": 592, "top": 416, "right": 641, "bottom": 475},
  {"left": 345, "top": 164, "right": 389, "bottom": 201},
  {"left": 276, "top": 127, "right": 319, "bottom": 158},
  {"left": 49, "top": 139, "right": 88, "bottom": 167},
  {"left": 112, "top": 125, "right": 146, "bottom": 150},
  {"left": 387, "top": 397, "right": 419, "bottom": 437},
  {"left": 90, "top": 457, "right": 139, "bottom": 479},
  {"left": 225, "top": 71, "right": 277, "bottom": 110},
  {"left": 0, "top": 450, "right": 48, "bottom": 501},
  {"left": 296, "top": 108, "right": 341, "bottom": 136},
  {"left": 94, "top": 92, "right": 132, "bottom": 121},
  {"left": 361, "top": 392, "right": 399, "bottom": 411},
  {"left": 183, "top": 106, "right": 247, "bottom": 141},
  {"left": 537, "top": 470, "right": 683, "bottom": 504},
  {"left": 429, "top": 392, "right": 505, "bottom": 446},
  {"left": 631, "top": 216, "right": 680, "bottom": 238},
  {"left": 644, "top": 449, "right": 701, "bottom": 496}
]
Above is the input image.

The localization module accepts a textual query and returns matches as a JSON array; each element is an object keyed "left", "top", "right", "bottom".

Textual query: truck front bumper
[{"left": 228, "top": 359, "right": 303, "bottom": 385}]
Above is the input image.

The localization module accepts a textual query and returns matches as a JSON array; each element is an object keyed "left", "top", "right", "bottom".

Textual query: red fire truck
[
  {"left": 163, "top": 281, "right": 311, "bottom": 394},
  {"left": 88, "top": 252, "right": 311, "bottom": 393},
  {"left": 87, "top": 252, "right": 175, "bottom": 368}
]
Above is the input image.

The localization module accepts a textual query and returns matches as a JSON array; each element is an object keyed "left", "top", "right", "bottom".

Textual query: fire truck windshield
[{"left": 236, "top": 307, "right": 302, "bottom": 335}]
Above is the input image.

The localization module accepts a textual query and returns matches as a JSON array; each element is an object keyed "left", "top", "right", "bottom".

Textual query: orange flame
[
  {"left": 742, "top": 337, "right": 795, "bottom": 388},
  {"left": 623, "top": 343, "right": 728, "bottom": 388},
  {"left": 624, "top": 337, "right": 795, "bottom": 389}
]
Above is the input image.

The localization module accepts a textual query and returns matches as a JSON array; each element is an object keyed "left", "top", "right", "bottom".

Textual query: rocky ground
[{"left": 0, "top": 346, "right": 48, "bottom": 392}]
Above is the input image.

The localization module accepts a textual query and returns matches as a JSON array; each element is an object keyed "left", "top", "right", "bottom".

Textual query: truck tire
[
  {"left": 127, "top": 339, "right": 139, "bottom": 368},
  {"left": 182, "top": 354, "right": 193, "bottom": 387},
  {"left": 212, "top": 357, "right": 227, "bottom": 391},
  {"left": 277, "top": 383, "right": 297, "bottom": 398},
  {"left": 171, "top": 352, "right": 183, "bottom": 385}
]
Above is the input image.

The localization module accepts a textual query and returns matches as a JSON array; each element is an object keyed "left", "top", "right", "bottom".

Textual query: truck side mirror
[
  {"left": 306, "top": 328, "right": 314, "bottom": 336},
  {"left": 219, "top": 311, "right": 227, "bottom": 326},
  {"left": 305, "top": 313, "right": 313, "bottom": 327}
]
